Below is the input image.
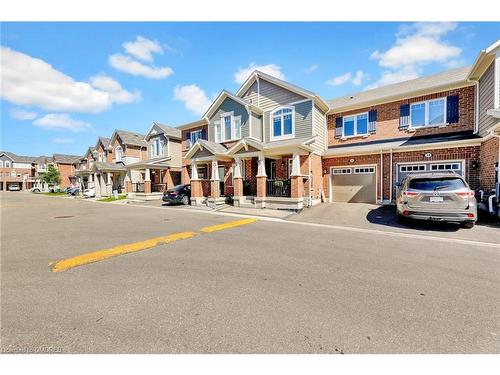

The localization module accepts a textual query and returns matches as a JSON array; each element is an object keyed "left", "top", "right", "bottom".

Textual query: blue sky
[{"left": 1, "top": 22, "right": 499, "bottom": 156}]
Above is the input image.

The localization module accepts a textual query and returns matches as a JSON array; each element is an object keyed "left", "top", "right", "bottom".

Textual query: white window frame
[
  {"left": 218, "top": 112, "right": 242, "bottom": 143},
  {"left": 190, "top": 129, "right": 203, "bottom": 146},
  {"left": 271, "top": 106, "right": 295, "bottom": 141},
  {"left": 399, "top": 164, "right": 425, "bottom": 172},
  {"left": 0, "top": 161, "right": 3, "bottom": 168},
  {"left": 354, "top": 166, "right": 375, "bottom": 174},
  {"left": 5, "top": 161, "right": 11, "bottom": 168},
  {"left": 332, "top": 168, "right": 352, "bottom": 175},
  {"left": 430, "top": 163, "right": 461, "bottom": 172},
  {"left": 115, "top": 146, "right": 123, "bottom": 162},
  {"left": 410, "top": 98, "right": 447, "bottom": 129},
  {"left": 342, "top": 112, "right": 368, "bottom": 138}
]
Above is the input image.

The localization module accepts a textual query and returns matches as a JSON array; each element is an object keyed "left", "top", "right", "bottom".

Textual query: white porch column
[
  {"left": 211, "top": 159, "right": 219, "bottom": 181},
  {"left": 94, "top": 173, "right": 101, "bottom": 197},
  {"left": 257, "top": 153, "right": 266, "bottom": 177},
  {"left": 107, "top": 172, "right": 112, "bottom": 184},
  {"left": 233, "top": 157, "right": 242, "bottom": 178},
  {"left": 290, "top": 152, "right": 301, "bottom": 176},
  {"left": 144, "top": 168, "right": 151, "bottom": 181},
  {"left": 100, "top": 174, "right": 106, "bottom": 196},
  {"left": 191, "top": 160, "right": 199, "bottom": 180}
]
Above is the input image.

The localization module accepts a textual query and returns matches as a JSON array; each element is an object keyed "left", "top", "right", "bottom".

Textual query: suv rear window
[{"left": 408, "top": 177, "right": 466, "bottom": 191}]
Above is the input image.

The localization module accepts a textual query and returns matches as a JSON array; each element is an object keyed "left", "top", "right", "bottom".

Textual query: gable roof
[
  {"left": 184, "top": 139, "right": 228, "bottom": 159},
  {"left": 95, "top": 136, "right": 111, "bottom": 150},
  {"left": 111, "top": 129, "right": 148, "bottom": 147},
  {"left": 468, "top": 39, "right": 500, "bottom": 80},
  {"left": 146, "top": 122, "right": 182, "bottom": 140},
  {"left": 328, "top": 66, "right": 473, "bottom": 113},
  {"left": 203, "top": 90, "right": 263, "bottom": 119},
  {"left": 0, "top": 151, "right": 39, "bottom": 163},
  {"left": 235, "top": 70, "right": 330, "bottom": 112},
  {"left": 53, "top": 154, "right": 81, "bottom": 164},
  {"left": 176, "top": 118, "right": 208, "bottom": 130}
]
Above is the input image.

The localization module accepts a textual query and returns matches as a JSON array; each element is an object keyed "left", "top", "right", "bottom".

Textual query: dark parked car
[
  {"left": 67, "top": 187, "right": 80, "bottom": 196},
  {"left": 162, "top": 184, "right": 191, "bottom": 205}
]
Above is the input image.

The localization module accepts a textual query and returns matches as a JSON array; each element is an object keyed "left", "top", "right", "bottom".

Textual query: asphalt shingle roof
[
  {"left": 116, "top": 129, "right": 148, "bottom": 147},
  {"left": 154, "top": 122, "right": 182, "bottom": 140},
  {"left": 328, "top": 66, "right": 472, "bottom": 111},
  {"left": 53, "top": 154, "right": 82, "bottom": 164}
]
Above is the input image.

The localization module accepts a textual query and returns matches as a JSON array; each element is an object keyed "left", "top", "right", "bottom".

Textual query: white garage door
[{"left": 331, "top": 166, "right": 376, "bottom": 203}]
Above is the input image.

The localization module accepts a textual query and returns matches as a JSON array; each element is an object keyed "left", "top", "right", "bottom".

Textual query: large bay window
[
  {"left": 271, "top": 107, "right": 294, "bottom": 140},
  {"left": 343, "top": 112, "right": 368, "bottom": 137},
  {"left": 410, "top": 98, "right": 446, "bottom": 128}
]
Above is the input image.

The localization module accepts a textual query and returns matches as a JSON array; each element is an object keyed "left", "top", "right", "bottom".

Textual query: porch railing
[
  {"left": 266, "top": 179, "right": 291, "bottom": 198},
  {"left": 132, "top": 182, "right": 145, "bottom": 193},
  {"left": 152, "top": 183, "right": 166, "bottom": 193}
]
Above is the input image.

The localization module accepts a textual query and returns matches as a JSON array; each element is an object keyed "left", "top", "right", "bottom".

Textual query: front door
[{"left": 218, "top": 166, "right": 225, "bottom": 195}]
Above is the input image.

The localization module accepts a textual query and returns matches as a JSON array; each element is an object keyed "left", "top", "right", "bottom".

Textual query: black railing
[
  {"left": 132, "top": 182, "right": 145, "bottom": 193},
  {"left": 266, "top": 179, "right": 291, "bottom": 197},
  {"left": 152, "top": 183, "right": 166, "bottom": 193}
]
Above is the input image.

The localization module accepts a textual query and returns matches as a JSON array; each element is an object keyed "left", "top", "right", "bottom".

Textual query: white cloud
[
  {"left": 33, "top": 114, "right": 92, "bottom": 132},
  {"left": 173, "top": 84, "right": 211, "bottom": 116},
  {"left": 364, "top": 66, "right": 419, "bottom": 90},
  {"left": 305, "top": 64, "right": 319, "bottom": 74},
  {"left": 53, "top": 137, "right": 75, "bottom": 144},
  {"left": 367, "top": 22, "right": 462, "bottom": 90},
  {"left": 109, "top": 54, "right": 173, "bottom": 79},
  {"left": 89, "top": 74, "right": 141, "bottom": 103},
  {"left": 327, "top": 70, "right": 366, "bottom": 87},
  {"left": 9, "top": 107, "right": 38, "bottom": 120},
  {"left": 234, "top": 63, "right": 284, "bottom": 84},
  {"left": 123, "top": 36, "right": 163, "bottom": 62},
  {"left": 371, "top": 22, "right": 461, "bottom": 69},
  {"left": 0, "top": 46, "right": 138, "bottom": 113}
]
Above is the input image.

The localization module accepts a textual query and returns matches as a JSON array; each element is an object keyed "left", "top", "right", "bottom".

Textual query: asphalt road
[{"left": 1, "top": 192, "right": 499, "bottom": 353}]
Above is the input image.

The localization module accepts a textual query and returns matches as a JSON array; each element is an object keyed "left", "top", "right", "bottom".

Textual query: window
[
  {"left": 214, "top": 121, "right": 221, "bottom": 143},
  {"left": 332, "top": 168, "right": 352, "bottom": 175},
  {"left": 400, "top": 164, "right": 425, "bottom": 172},
  {"left": 223, "top": 115, "right": 232, "bottom": 141},
  {"left": 409, "top": 177, "right": 466, "bottom": 191},
  {"left": 115, "top": 146, "right": 123, "bottom": 162},
  {"left": 343, "top": 113, "right": 368, "bottom": 137},
  {"left": 190, "top": 130, "right": 203, "bottom": 147},
  {"left": 0, "top": 161, "right": 3, "bottom": 168},
  {"left": 5, "top": 161, "right": 11, "bottom": 168},
  {"left": 197, "top": 165, "right": 208, "bottom": 179},
  {"left": 218, "top": 113, "right": 242, "bottom": 142},
  {"left": 410, "top": 98, "right": 446, "bottom": 128},
  {"left": 271, "top": 107, "right": 294, "bottom": 140},
  {"left": 354, "top": 167, "right": 375, "bottom": 174},
  {"left": 430, "top": 163, "right": 460, "bottom": 171}
]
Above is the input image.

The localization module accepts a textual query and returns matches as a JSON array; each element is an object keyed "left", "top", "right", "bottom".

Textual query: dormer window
[
  {"left": 115, "top": 146, "right": 123, "bottom": 162},
  {"left": 271, "top": 107, "right": 294, "bottom": 141}
]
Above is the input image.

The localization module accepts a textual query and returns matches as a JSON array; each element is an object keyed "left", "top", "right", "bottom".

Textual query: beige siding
[
  {"left": 169, "top": 139, "right": 182, "bottom": 167},
  {"left": 242, "top": 79, "right": 307, "bottom": 111},
  {"left": 312, "top": 104, "right": 327, "bottom": 153},
  {"left": 250, "top": 113, "right": 262, "bottom": 140},
  {"left": 263, "top": 100, "right": 313, "bottom": 143},
  {"left": 478, "top": 61, "right": 496, "bottom": 136}
]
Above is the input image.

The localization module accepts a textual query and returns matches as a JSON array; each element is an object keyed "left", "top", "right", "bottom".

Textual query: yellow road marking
[
  {"left": 50, "top": 231, "right": 196, "bottom": 273},
  {"left": 199, "top": 218, "right": 257, "bottom": 233}
]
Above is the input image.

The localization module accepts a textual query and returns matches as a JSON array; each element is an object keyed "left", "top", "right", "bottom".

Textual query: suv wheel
[{"left": 181, "top": 195, "right": 190, "bottom": 205}]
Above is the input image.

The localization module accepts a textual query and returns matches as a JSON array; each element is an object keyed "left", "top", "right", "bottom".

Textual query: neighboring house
[
  {"left": 0, "top": 151, "right": 37, "bottom": 190},
  {"left": 178, "top": 40, "right": 500, "bottom": 210},
  {"left": 468, "top": 40, "right": 500, "bottom": 196},
  {"left": 125, "top": 122, "right": 183, "bottom": 200},
  {"left": 74, "top": 146, "right": 96, "bottom": 190},
  {"left": 182, "top": 71, "right": 329, "bottom": 210},
  {"left": 52, "top": 154, "right": 81, "bottom": 188}
]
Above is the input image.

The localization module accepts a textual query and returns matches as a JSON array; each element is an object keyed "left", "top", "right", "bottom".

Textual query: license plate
[{"left": 430, "top": 196, "right": 443, "bottom": 203}]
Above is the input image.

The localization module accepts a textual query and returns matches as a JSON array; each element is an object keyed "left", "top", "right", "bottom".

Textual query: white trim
[
  {"left": 270, "top": 106, "right": 295, "bottom": 141},
  {"left": 495, "top": 56, "right": 500, "bottom": 109},
  {"left": 409, "top": 97, "right": 447, "bottom": 129},
  {"left": 342, "top": 111, "right": 369, "bottom": 138},
  {"left": 395, "top": 159, "right": 466, "bottom": 187}
]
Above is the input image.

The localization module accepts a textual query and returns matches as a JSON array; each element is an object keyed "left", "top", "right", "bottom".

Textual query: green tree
[{"left": 41, "top": 164, "right": 61, "bottom": 187}]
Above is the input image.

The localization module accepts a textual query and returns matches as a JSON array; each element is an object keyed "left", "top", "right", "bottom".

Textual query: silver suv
[{"left": 396, "top": 172, "right": 477, "bottom": 228}]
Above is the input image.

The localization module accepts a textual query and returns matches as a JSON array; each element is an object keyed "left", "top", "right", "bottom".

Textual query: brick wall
[
  {"left": 327, "top": 85, "right": 475, "bottom": 146},
  {"left": 58, "top": 163, "right": 75, "bottom": 187},
  {"left": 322, "top": 145, "right": 481, "bottom": 202},
  {"left": 479, "top": 137, "right": 499, "bottom": 192}
]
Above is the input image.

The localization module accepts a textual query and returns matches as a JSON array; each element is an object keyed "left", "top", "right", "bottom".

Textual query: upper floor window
[
  {"left": 115, "top": 146, "right": 123, "bottom": 162},
  {"left": 272, "top": 107, "right": 294, "bottom": 140},
  {"left": 190, "top": 130, "right": 203, "bottom": 146},
  {"left": 343, "top": 113, "right": 368, "bottom": 137},
  {"left": 5, "top": 161, "right": 11, "bottom": 168},
  {"left": 0, "top": 161, "right": 3, "bottom": 168},
  {"left": 151, "top": 138, "right": 165, "bottom": 158},
  {"left": 215, "top": 113, "right": 241, "bottom": 143},
  {"left": 410, "top": 98, "right": 446, "bottom": 128},
  {"left": 98, "top": 152, "right": 105, "bottom": 162}
]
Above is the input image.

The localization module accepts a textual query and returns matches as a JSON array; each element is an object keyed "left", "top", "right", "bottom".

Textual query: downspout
[
  {"left": 380, "top": 150, "right": 383, "bottom": 204},
  {"left": 389, "top": 148, "right": 393, "bottom": 203}
]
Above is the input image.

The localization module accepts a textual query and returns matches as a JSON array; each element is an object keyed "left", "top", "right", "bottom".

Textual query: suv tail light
[
  {"left": 456, "top": 191, "right": 474, "bottom": 197},
  {"left": 403, "top": 191, "right": 419, "bottom": 197}
]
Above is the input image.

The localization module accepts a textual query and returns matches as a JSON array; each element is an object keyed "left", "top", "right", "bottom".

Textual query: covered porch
[
  {"left": 91, "top": 162, "right": 127, "bottom": 198},
  {"left": 126, "top": 157, "right": 182, "bottom": 201}
]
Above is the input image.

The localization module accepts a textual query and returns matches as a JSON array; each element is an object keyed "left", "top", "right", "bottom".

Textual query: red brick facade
[
  {"left": 479, "top": 137, "right": 499, "bottom": 192},
  {"left": 327, "top": 86, "right": 475, "bottom": 147}
]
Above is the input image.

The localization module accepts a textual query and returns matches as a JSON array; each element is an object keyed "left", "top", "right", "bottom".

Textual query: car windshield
[{"left": 408, "top": 177, "right": 467, "bottom": 191}]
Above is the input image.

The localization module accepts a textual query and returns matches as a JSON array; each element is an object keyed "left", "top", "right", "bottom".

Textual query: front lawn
[
  {"left": 42, "top": 192, "right": 68, "bottom": 196},
  {"left": 97, "top": 195, "right": 127, "bottom": 202}
]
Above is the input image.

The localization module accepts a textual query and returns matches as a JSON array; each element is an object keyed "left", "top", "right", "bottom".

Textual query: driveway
[{"left": 287, "top": 202, "right": 500, "bottom": 244}]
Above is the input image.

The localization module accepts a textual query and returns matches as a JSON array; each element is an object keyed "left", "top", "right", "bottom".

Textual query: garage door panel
[{"left": 331, "top": 168, "right": 376, "bottom": 203}]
